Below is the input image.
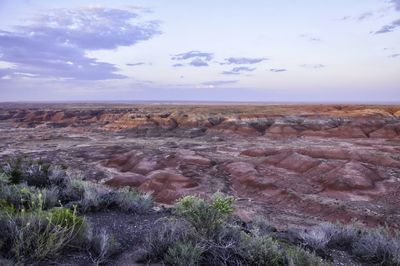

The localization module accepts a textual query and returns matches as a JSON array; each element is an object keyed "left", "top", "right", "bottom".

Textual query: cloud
[
  {"left": 299, "top": 34, "right": 321, "bottom": 42},
  {"left": 375, "top": 19, "right": 400, "bottom": 33},
  {"left": 374, "top": 2, "right": 400, "bottom": 34},
  {"left": 222, "top": 57, "right": 267, "bottom": 65},
  {"left": 0, "top": 68, "right": 14, "bottom": 78},
  {"left": 270, "top": 68, "right": 287, "bottom": 72},
  {"left": 202, "top": 80, "right": 238, "bottom": 86},
  {"left": 172, "top": 51, "right": 213, "bottom": 61},
  {"left": 222, "top": 66, "right": 256, "bottom": 75},
  {"left": 0, "top": 7, "right": 161, "bottom": 80},
  {"left": 389, "top": 53, "right": 400, "bottom": 58},
  {"left": 358, "top": 12, "right": 374, "bottom": 21},
  {"left": 189, "top": 58, "right": 209, "bottom": 67},
  {"left": 391, "top": 0, "right": 400, "bottom": 11},
  {"left": 171, "top": 51, "right": 213, "bottom": 67},
  {"left": 126, "top": 62, "right": 146, "bottom": 66},
  {"left": 301, "top": 64, "right": 325, "bottom": 69}
]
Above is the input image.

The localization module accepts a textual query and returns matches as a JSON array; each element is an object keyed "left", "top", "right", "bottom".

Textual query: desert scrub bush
[
  {"left": 301, "top": 222, "right": 400, "bottom": 265},
  {"left": 47, "top": 165, "right": 69, "bottom": 186},
  {"left": 0, "top": 258, "right": 13, "bottom": 266},
  {"left": 1, "top": 157, "right": 69, "bottom": 188},
  {"left": 113, "top": 187, "right": 153, "bottom": 213},
  {"left": 1, "top": 157, "right": 24, "bottom": 184},
  {"left": 0, "top": 184, "right": 36, "bottom": 211},
  {"left": 62, "top": 179, "right": 153, "bottom": 213},
  {"left": 174, "top": 193, "right": 234, "bottom": 238},
  {"left": 49, "top": 207, "right": 86, "bottom": 234},
  {"left": 201, "top": 224, "right": 247, "bottom": 265},
  {"left": 80, "top": 181, "right": 111, "bottom": 212},
  {"left": 88, "top": 229, "right": 121, "bottom": 266},
  {"left": 211, "top": 192, "right": 235, "bottom": 215},
  {"left": 299, "top": 222, "right": 361, "bottom": 253},
  {"left": 61, "top": 177, "right": 86, "bottom": 202},
  {"left": 351, "top": 226, "right": 400, "bottom": 265},
  {"left": 250, "top": 216, "right": 277, "bottom": 235},
  {"left": 146, "top": 194, "right": 333, "bottom": 266},
  {"left": 0, "top": 173, "right": 10, "bottom": 186},
  {"left": 1, "top": 157, "right": 49, "bottom": 186},
  {"left": 8, "top": 206, "right": 87, "bottom": 262},
  {"left": 165, "top": 241, "right": 203, "bottom": 266},
  {"left": 299, "top": 222, "right": 336, "bottom": 251},
  {"left": 0, "top": 184, "right": 59, "bottom": 212},
  {"left": 40, "top": 186, "right": 60, "bottom": 209},
  {"left": 240, "top": 232, "right": 286, "bottom": 266},
  {"left": 23, "top": 160, "right": 51, "bottom": 187},
  {"left": 143, "top": 218, "right": 192, "bottom": 262},
  {"left": 286, "top": 246, "right": 328, "bottom": 266},
  {"left": 0, "top": 211, "right": 10, "bottom": 256}
]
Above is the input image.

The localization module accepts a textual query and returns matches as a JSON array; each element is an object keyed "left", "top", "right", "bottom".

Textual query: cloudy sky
[{"left": 0, "top": 0, "right": 399, "bottom": 102}]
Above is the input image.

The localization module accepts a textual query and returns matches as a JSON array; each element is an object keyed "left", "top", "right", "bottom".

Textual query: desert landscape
[
  {"left": 1, "top": 103, "right": 400, "bottom": 265},
  {"left": 2, "top": 103, "right": 400, "bottom": 225},
  {"left": 1, "top": 1, "right": 400, "bottom": 264}
]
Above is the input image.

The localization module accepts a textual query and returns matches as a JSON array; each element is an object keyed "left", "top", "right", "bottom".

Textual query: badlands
[{"left": 1, "top": 103, "right": 400, "bottom": 228}]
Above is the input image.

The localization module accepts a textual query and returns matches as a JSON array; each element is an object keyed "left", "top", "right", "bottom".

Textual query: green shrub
[
  {"left": 250, "top": 216, "right": 277, "bottom": 235},
  {"left": 211, "top": 193, "right": 234, "bottom": 215},
  {"left": 1, "top": 157, "right": 51, "bottom": 186},
  {"left": 62, "top": 180, "right": 153, "bottom": 214},
  {"left": 299, "top": 223, "right": 335, "bottom": 251},
  {"left": 174, "top": 193, "right": 234, "bottom": 238},
  {"left": 286, "top": 246, "right": 329, "bottom": 266},
  {"left": 351, "top": 227, "right": 400, "bottom": 265},
  {"left": 62, "top": 178, "right": 86, "bottom": 202},
  {"left": 24, "top": 161, "right": 51, "bottom": 187},
  {"left": 0, "top": 184, "right": 33, "bottom": 211},
  {"left": 2, "top": 157, "right": 24, "bottom": 184},
  {"left": 201, "top": 225, "right": 246, "bottom": 265},
  {"left": 1, "top": 157, "right": 68, "bottom": 188},
  {"left": 0, "top": 173, "right": 10, "bottom": 186},
  {"left": 165, "top": 241, "right": 203, "bottom": 266},
  {"left": 143, "top": 218, "right": 192, "bottom": 262},
  {"left": 0, "top": 212, "right": 9, "bottom": 253},
  {"left": 0, "top": 200, "right": 16, "bottom": 214},
  {"left": 241, "top": 234, "right": 286, "bottom": 266},
  {"left": 301, "top": 222, "right": 400, "bottom": 265},
  {"left": 47, "top": 166, "right": 69, "bottom": 186},
  {"left": 40, "top": 186, "right": 60, "bottom": 209},
  {"left": 0, "top": 184, "right": 60, "bottom": 212},
  {"left": 88, "top": 229, "right": 121, "bottom": 265},
  {"left": 0, "top": 258, "right": 13, "bottom": 266},
  {"left": 49, "top": 207, "right": 85, "bottom": 233},
  {"left": 8, "top": 206, "right": 86, "bottom": 262},
  {"left": 113, "top": 187, "right": 153, "bottom": 213},
  {"left": 80, "top": 181, "right": 110, "bottom": 212}
]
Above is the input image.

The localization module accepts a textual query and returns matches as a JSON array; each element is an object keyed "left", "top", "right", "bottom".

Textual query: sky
[{"left": 0, "top": 0, "right": 399, "bottom": 102}]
